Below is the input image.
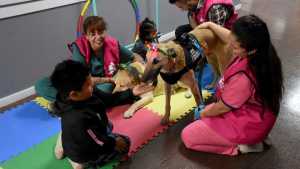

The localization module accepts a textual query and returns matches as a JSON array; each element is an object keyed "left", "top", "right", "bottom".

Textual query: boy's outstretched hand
[{"left": 132, "top": 83, "right": 154, "bottom": 96}]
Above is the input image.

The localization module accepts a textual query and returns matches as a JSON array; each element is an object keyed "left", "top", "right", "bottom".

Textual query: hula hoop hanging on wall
[
  {"left": 91, "top": 0, "right": 98, "bottom": 16},
  {"left": 76, "top": 0, "right": 142, "bottom": 41},
  {"left": 128, "top": 0, "right": 142, "bottom": 41},
  {"left": 76, "top": 0, "right": 91, "bottom": 37},
  {"left": 155, "top": 0, "right": 160, "bottom": 32}
]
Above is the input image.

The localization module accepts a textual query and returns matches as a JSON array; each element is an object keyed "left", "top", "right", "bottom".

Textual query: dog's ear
[
  {"left": 124, "top": 64, "right": 143, "bottom": 85},
  {"left": 130, "top": 62, "right": 145, "bottom": 74},
  {"left": 157, "top": 47, "right": 169, "bottom": 58}
]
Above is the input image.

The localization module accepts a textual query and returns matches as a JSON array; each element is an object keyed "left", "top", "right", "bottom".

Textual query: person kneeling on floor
[
  {"left": 182, "top": 15, "right": 283, "bottom": 155},
  {"left": 50, "top": 60, "right": 153, "bottom": 169}
]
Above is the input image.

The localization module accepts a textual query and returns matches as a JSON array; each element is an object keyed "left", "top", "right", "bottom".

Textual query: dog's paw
[
  {"left": 184, "top": 91, "right": 192, "bottom": 98},
  {"left": 123, "top": 110, "right": 134, "bottom": 119},
  {"left": 205, "top": 84, "right": 215, "bottom": 90},
  {"left": 160, "top": 116, "right": 170, "bottom": 125}
]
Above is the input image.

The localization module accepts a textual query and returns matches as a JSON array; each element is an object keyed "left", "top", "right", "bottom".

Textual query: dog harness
[{"left": 158, "top": 33, "right": 206, "bottom": 84}]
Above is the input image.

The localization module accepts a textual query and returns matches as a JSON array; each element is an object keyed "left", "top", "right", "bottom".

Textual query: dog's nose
[{"left": 153, "top": 58, "right": 159, "bottom": 64}]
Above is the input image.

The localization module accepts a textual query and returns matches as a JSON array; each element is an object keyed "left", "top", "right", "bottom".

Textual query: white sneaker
[{"left": 238, "top": 142, "right": 264, "bottom": 154}]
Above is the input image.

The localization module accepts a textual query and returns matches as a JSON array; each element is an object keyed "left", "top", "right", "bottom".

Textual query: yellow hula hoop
[{"left": 81, "top": 0, "right": 91, "bottom": 16}]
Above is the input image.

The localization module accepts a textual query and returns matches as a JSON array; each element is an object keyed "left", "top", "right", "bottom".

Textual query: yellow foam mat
[
  {"left": 33, "top": 90, "right": 212, "bottom": 122},
  {"left": 33, "top": 97, "right": 51, "bottom": 110},
  {"left": 145, "top": 90, "right": 212, "bottom": 121}
]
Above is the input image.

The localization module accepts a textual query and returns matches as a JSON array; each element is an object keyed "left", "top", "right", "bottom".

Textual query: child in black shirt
[{"left": 51, "top": 60, "right": 153, "bottom": 169}]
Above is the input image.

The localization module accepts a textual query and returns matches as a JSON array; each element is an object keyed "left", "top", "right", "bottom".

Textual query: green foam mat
[{"left": 1, "top": 134, "right": 118, "bottom": 169}]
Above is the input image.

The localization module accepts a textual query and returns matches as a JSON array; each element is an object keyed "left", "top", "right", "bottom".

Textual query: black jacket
[{"left": 52, "top": 89, "right": 137, "bottom": 163}]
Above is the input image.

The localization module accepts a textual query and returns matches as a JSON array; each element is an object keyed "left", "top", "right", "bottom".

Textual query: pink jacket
[
  {"left": 203, "top": 57, "right": 276, "bottom": 144},
  {"left": 69, "top": 36, "right": 120, "bottom": 77}
]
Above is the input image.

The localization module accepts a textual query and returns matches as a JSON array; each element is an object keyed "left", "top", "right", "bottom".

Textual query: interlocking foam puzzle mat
[
  {"left": 0, "top": 89, "right": 212, "bottom": 169},
  {"left": 0, "top": 101, "right": 60, "bottom": 163}
]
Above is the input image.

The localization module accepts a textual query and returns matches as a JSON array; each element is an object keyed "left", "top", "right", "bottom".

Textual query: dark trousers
[{"left": 86, "top": 134, "right": 131, "bottom": 169}]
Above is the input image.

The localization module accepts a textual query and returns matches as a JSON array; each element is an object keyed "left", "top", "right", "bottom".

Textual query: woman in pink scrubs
[{"left": 181, "top": 15, "right": 284, "bottom": 155}]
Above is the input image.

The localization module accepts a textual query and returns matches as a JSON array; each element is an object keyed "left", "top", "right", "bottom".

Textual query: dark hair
[
  {"left": 50, "top": 60, "right": 90, "bottom": 99},
  {"left": 139, "top": 17, "right": 157, "bottom": 43},
  {"left": 232, "top": 15, "right": 284, "bottom": 115},
  {"left": 83, "top": 16, "right": 107, "bottom": 34},
  {"left": 169, "top": 0, "right": 177, "bottom": 4}
]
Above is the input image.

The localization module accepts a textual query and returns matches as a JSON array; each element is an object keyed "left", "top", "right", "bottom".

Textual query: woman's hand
[
  {"left": 200, "top": 101, "right": 231, "bottom": 118},
  {"left": 196, "top": 22, "right": 212, "bottom": 29},
  {"left": 132, "top": 83, "right": 154, "bottom": 96},
  {"left": 196, "top": 21, "right": 231, "bottom": 44}
]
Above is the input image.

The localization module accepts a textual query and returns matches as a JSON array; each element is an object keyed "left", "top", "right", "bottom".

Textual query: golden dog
[
  {"left": 112, "top": 62, "right": 153, "bottom": 118},
  {"left": 113, "top": 62, "right": 188, "bottom": 118},
  {"left": 142, "top": 28, "right": 227, "bottom": 124}
]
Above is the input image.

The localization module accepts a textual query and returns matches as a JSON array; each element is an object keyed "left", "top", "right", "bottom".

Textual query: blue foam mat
[{"left": 0, "top": 101, "right": 60, "bottom": 163}]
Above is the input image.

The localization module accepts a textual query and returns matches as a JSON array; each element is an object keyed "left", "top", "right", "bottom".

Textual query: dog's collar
[{"left": 182, "top": 34, "right": 206, "bottom": 63}]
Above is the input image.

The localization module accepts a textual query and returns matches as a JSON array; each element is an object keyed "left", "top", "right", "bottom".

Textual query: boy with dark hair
[{"left": 51, "top": 60, "right": 153, "bottom": 169}]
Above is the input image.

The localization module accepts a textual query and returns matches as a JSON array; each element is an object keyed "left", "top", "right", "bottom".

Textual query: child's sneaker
[{"left": 238, "top": 142, "right": 264, "bottom": 154}]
